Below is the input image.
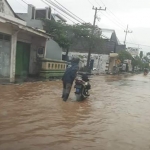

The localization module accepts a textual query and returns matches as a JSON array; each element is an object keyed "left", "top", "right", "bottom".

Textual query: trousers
[{"left": 62, "top": 82, "right": 72, "bottom": 101}]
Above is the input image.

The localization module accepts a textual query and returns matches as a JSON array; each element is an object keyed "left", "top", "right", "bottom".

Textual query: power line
[
  {"left": 53, "top": 0, "right": 86, "bottom": 23},
  {"left": 87, "top": 0, "right": 126, "bottom": 30},
  {"left": 120, "top": 41, "right": 150, "bottom": 48},
  {"left": 88, "top": 0, "right": 94, "bottom": 6},
  {"left": 95, "top": 0, "right": 126, "bottom": 29},
  {"left": 100, "top": 11, "right": 125, "bottom": 30},
  {"left": 20, "top": 0, "right": 28, "bottom": 5},
  {"left": 21, "top": 0, "right": 76, "bottom": 23},
  {"left": 15, "top": 0, "right": 27, "bottom": 11},
  {"left": 92, "top": 0, "right": 126, "bottom": 30},
  {"left": 124, "top": 25, "right": 132, "bottom": 45},
  {"left": 94, "top": 0, "right": 137, "bottom": 44},
  {"left": 41, "top": 0, "right": 76, "bottom": 23},
  {"left": 43, "top": 0, "right": 84, "bottom": 23}
]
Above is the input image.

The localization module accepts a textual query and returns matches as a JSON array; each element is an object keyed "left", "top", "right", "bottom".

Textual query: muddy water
[{"left": 1, "top": 74, "right": 150, "bottom": 150}]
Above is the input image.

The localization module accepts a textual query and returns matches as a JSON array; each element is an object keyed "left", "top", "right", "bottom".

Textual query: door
[
  {"left": 0, "top": 33, "right": 11, "bottom": 78},
  {"left": 16, "top": 42, "right": 30, "bottom": 77}
]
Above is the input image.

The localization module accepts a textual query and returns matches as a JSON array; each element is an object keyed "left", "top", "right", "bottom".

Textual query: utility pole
[
  {"left": 87, "top": 6, "right": 106, "bottom": 72},
  {"left": 124, "top": 25, "right": 132, "bottom": 45}
]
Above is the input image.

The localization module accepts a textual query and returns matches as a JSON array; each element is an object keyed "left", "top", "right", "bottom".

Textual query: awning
[{"left": 0, "top": 12, "right": 51, "bottom": 39}]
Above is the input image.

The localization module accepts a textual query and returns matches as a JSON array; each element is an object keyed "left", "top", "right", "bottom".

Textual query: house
[
  {"left": 0, "top": 0, "right": 52, "bottom": 82},
  {"left": 101, "top": 29, "right": 126, "bottom": 54},
  {"left": 16, "top": 4, "right": 66, "bottom": 61},
  {"left": 69, "top": 28, "right": 125, "bottom": 54}
]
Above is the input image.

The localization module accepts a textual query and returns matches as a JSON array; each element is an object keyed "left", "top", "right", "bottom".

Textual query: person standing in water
[{"left": 62, "top": 58, "right": 80, "bottom": 101}]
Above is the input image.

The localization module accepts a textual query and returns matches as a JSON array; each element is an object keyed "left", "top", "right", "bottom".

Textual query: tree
[
  {"left": 140, "top": 51, "right": 143, "bottom": 59},
  {"left": 43, "top": 20, "right": 103, "bottom": 61},
  {"left": 118, "top": 50, "right": 133, "bottom": 63},
  {"left": 118, "top": 50, "right": 144, "bottom": 71},
  {"left": 43, "top": 20, "right": 72, "bottom": 50}
]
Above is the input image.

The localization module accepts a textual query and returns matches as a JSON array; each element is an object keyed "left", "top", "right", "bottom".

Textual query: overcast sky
[{"left": 8, "top": 0, "right": 150, "bottom": 53}]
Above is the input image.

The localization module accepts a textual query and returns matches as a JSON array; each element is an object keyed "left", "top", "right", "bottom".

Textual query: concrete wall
[
  {"left": 18, "top": 31, "right": 46, "bottom": 75},
  {"left": 10, "top": 32, "right": 17, "bottom": 82},
  {"left": 17, "top": 13, "right": 44, "bottom": 30},
  {"left": 27, "top": 20, "right": 44, "bottom": 30},
  {"left": 17, "top": 13, "right": 29, "bottom": 21},
  {"left": 29, "top": 37, "right": 46, "bottom": 75},
  {"left": 109, "top": 57, "right": 117, "bottom": 73},
  {"left": 93, "top": 54, "right": 109, "bottom": 74},
  {"left": 45, "top": 39, "right": 62, "bottom": 60},
  {"left": 116, "top": 45, "right": 126, "bottom": 53},
  {"left": 0, "top": 23, "right": 14, "bottom": 81},
  {"left": 0, "top": 22, "right": 12, "bottom": 34},
  {"left": 17, "top": 12, "right": 63, "bottom": 61}
]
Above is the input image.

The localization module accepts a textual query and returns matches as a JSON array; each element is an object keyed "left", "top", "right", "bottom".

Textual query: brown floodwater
[{"left": 0, "top": 74, "right": 150, "bottom": 150}]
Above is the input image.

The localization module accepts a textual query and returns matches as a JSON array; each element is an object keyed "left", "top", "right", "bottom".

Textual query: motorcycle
[
  {"left": 74, "top": 73, "right": 91, "bottom": 101},
  {"left": 144, "top": 69, "right": 148, "bottom": 76}
]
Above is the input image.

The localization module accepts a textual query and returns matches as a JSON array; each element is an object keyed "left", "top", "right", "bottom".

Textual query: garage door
[{"left": 0, "top": 33, "right": 11, "bottom": 78}]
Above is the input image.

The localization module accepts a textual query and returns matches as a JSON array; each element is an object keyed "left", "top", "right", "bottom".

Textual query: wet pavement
[{"left": 0, "top": 74, "right": 150, "bottom": 150}]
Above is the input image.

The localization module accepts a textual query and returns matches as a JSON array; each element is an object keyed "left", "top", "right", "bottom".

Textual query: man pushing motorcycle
[{"left": 62, "top": 58, "right": 80, "bottom": 101}]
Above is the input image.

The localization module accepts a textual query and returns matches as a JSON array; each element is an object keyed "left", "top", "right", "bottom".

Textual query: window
[
  {"left": 55, "top": 64, "right": 57, "bottom": 69},
  {"left": 4, "top": 35, "right": 11, "bottom": 41},
  {"left": 48, "top": 63, "right": 50, "bottom": 68},
  {"left": 58, "top": 64, "right": 60, "bottom": 69},
  {"left": 48, "top": 7, "right": 51, "bottom": 19},
  {"left": 32, "top": 7, "right": 35, "bottom": 19},
  {"left": 0, "top": 33, "right": 3, "bottom": 40},
  {"left": 52, "top": 64, "right": 54, "bottom": 69},
  {"left": 0, "top": 33, "right": 11, "bottom": 41},
  {"left": 35, "top": 10, "right": 46, "bottom": 19}
]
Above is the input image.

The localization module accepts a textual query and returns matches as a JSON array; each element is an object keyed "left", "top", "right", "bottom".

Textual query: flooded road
[{"left": 1, "top": 74, "right": 150, "bottom": 150}]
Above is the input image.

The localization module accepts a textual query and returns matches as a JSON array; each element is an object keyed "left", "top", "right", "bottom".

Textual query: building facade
[
  {"left": 0, "top": 0, "right": 50, "bottom": 82},
  {"left": 16, "top": 4, "right": 65, "bottom": 61}
]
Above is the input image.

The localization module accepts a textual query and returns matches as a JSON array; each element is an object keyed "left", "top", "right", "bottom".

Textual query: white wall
[
  {"left": 29, "top": 37, "right": 46, "bottom": 75},
  {"left": 93, "top": 55, "right": 109, "bottom": 74},
  {"left": 45, "top": 39, "right": 62, "bottom": 60},
  {"left": 0, "top": 23, "right": 15, "bottom": 82},
  {"left": 109, "top": 57, "right": 117, "bottom": 73},
  {"left": 0, "top": 0, "right": 14, "bottom": 17},
  {"left": 10, "top": 32, "right": 17, "bottom": 82},
  {"left": 0, "top": 23, "right": 12, "bottom": 34}
]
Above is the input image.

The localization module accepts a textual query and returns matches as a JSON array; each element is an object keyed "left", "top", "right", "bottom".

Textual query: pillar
[{"left": 10, "top": 32, "right": 17, "bottom": 82}]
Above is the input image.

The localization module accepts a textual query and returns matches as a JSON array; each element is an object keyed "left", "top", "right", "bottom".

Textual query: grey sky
[{"left": 8, "top": 0, "right": 150, "bottom": 53}]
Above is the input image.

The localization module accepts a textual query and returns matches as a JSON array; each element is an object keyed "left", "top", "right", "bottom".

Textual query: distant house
[
  {"left": 0, "top": 0, "right": 51, "bottom": 82},
  {"left": 69, "top": 28, "right": 125, "bottom": 54},
  {"left": 16, "top": 4, "right": 66, "bottom": 61},
  {"left": 101, "top": 29, "right": 126, "bottom": 54}
]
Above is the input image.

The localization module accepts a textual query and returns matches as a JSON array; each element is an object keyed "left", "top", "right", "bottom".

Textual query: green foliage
[
  {"left": 140, "top": 51, "right": 143, "bottom": 59},
  {"left": 43, "top": 20, "right": 103, "bottom": 51},
  {"left": 118, "top": 50, "right": 133, "bottom": 62},
  {"left": 43, "top": 20, "right": 72, "bottom": 49},
  {"left": 118, "top": 50, "right": 145, "bottom": 70},
  {"left": 132, "top": 56, "right": 142, "bottom": 68}
]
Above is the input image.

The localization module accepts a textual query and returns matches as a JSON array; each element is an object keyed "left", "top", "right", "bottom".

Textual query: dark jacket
[{"left": 62, "top": 63, "right": 79, "bottom": 84}]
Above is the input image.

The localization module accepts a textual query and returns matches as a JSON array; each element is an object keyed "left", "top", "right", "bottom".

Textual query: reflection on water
[{"left": 1, "top": 74, "right": 150, "bottom": 150}]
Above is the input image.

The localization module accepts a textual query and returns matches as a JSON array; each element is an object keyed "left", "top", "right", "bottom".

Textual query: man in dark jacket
[{"left": 62, "top": 58, "right": 79, "bottom": 101}]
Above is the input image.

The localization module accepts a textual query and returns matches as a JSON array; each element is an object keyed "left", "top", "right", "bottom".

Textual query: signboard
[
  {"left": 115, "top": 59, "right": 121, "bottom": 64},
  {"left": 126, "top": 47, "right": 139, "bottom": 56},
  {"left": 0, "top": 0, "right": 4, "bottom": 13}
]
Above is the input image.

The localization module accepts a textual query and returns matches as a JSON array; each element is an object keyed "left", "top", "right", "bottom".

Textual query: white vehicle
[{"left": 93, "top": 68, "right": 97, "bottom": 71}]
